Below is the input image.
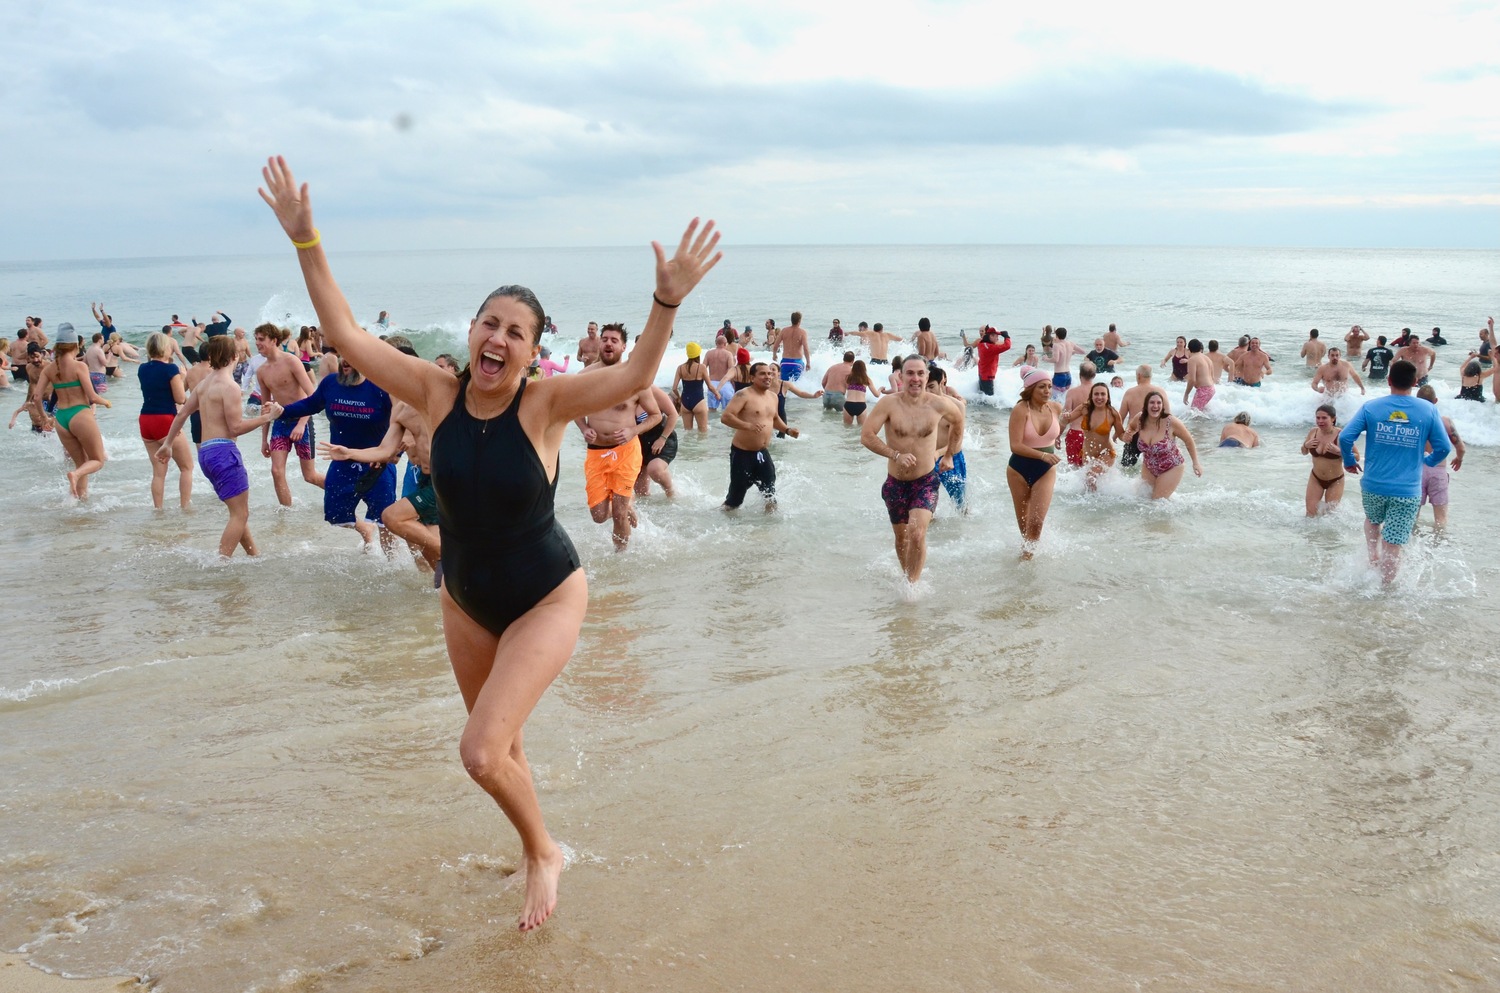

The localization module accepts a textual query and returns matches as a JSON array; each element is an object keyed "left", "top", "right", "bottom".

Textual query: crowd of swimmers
[
  {"left": 7, "top": 305, "right": 1488, "bottom": 583},
  {"left": 8, "top": 155, "right": 1488, "bottom": 935}
]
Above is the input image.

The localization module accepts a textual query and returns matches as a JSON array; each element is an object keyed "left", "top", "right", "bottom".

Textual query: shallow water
[{"left": 4, "top": 245, "right": 1500, "bottom": 991}]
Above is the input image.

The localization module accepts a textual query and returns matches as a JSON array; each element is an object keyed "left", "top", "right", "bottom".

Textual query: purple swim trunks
[
  {"left": 881, "top": 471, "right": 940, "bottom": 524},
  {"left": 198, "top": 438, "right": 249, "bottom": 501}
]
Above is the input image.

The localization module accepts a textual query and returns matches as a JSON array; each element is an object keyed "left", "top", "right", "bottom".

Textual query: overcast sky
[{"left": 5, "top": 0, "right": 1497, "bottom": 259}]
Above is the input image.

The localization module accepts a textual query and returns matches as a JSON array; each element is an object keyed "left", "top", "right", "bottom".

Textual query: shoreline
[{"left": 0, "top": 957, "right": 138, "bottom": 993}]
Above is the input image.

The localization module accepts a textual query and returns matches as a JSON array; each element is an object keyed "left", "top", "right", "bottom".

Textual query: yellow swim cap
[{"left": 686, "top": 341, "right": 702, "bottom": 358}]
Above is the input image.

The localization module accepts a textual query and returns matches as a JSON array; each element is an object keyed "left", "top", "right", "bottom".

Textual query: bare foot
[
  {"left": 627, "top": 505, "right": 639, "bottom": 528},
  {"left": 518, "top": 845, "right": 564, "bottom": 932},
  {"left": 66, "top": 469, "right": 81, "bottom": 499}
]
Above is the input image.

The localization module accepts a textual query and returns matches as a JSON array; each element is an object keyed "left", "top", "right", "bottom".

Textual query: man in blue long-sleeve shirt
[
  {"left": 1338, "top": 359, "right": 1451, "bottom": 584},
  {"left": 279, "top": 355, "right": 395, "bottom": 549}
]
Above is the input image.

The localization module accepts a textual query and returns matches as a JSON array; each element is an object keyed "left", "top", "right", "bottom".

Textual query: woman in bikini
[
  {"left": 1062, "top": 381, "right": 1124, "bottom": 492},
  {"left": 260, "top": 155, "right": 720, "bottom": 933},
  {"left": 1006, "top": 367, "right": 1063, "bottom": 558},
  {"left": 33, "top": 325, "right": 112, "bottom": 498},
  {"left": 1301, "top": 403, "right": 1346, "bottom": 516},
  {"left": 1011, "top": 343, "right": 1039, "bottom": 368},
  {"left": 1134, "top": 389, "right": 1202, "bottom": 499},
  {"left": 672, "top": 341, "right": 713, "bottom": 433},
  {"left": 843, "top": 359, "right": 877, "bottom": 426}
]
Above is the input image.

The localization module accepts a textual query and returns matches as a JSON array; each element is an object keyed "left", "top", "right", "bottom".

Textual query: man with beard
[
  {"left": 574, "top": 323, "right": 663, "bottom": 550},
  {"left": 277, "top": 350, "right": 396, "bottom": 550}
]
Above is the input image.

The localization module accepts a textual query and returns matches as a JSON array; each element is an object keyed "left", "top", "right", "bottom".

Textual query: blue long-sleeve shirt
[
  {"left": 279, "top": 375, "right": 392, "bottom": 450},
  {"left": 1338, "top": 393, "right": 1451, "bottom": 498}
]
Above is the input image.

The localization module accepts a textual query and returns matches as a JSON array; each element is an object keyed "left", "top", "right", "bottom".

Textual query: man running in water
[
  {"left": 574, "top": 324, "right": 661, "bottom": 550},
  {"left": 1183, "top": 339, "right": 1215, "bottom": 411},
  {"left": 774, "top": 311, "right": 811, "bottom": 382},
  {"left": 255, "top": 323, "right": 326, "bottom": 506},
  {"left": 720, "top": 362, "right": 797, "bottom": 511},
  {"left": 847, "top": 321, "right": 902, "bottom": 366},
  {"left": 1338, "top": 360, "right": 1451, "bottom": 584},
  {"left": 861, "top": 356, "right": 965, "bottom": 584},
  {"left": 1047, "top": 327, "right": 1080, "bottom": 402},
  {"left": 155, "top": 336, "right": 284, "bottom": 557},
  {"left": 1311, "top": 347, "right": 1366, "bottom": 397},
  {"left": 576, "top": 321, "right": 602, "bottom": 366}
]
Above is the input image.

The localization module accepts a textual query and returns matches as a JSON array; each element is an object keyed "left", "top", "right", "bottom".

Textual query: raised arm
[
  {"left": 259, "top": 156, "right": 452, "bottom": 414},
  {"left": 530, "top": 219, "right": 721, "bottom": 429}
]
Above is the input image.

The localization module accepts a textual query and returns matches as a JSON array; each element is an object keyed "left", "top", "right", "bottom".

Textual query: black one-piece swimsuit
[{"left": 430, "top": 379, "right": 581, "bottom": 636}]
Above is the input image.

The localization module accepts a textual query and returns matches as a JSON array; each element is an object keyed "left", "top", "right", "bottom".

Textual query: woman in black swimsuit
[{"left": 260, "top": 156, "right": 722, "bottom": 933}]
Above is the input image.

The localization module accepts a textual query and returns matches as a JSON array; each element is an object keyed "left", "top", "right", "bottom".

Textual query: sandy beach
[{"left": 0, "top": 958, "right": 136, "bottom": 993}]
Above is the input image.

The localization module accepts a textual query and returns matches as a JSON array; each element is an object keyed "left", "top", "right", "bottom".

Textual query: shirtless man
[
  {"left": 255, "top": 323, "right": 325, "bottom": 506},
  {"left": 774, "top": 311, "right": 811, "bottom": 382},
  {"left": 1207, "top": 340, "right": 1233, "bottom": 382},
  {"left": 720, "top": 362, "right": 797, "bottom": 511},
  {"left": 763, "top": 317, "right": 779, "bottom": 354},
  {"left": 1224, "top": 336, "right": 1247, "bottom": 375},
  {"left": 1415, "top": 384, "right": 1464, "bottom": 528},
  {"left": 822, "top": 350, "right": 855, "bottom": 412},
  {"left": 1235, "top": 337, "right": 1273, "bottom": 386},
  {"left": 1394, "top": 334, "right": 1436, "bottom": 385},
  {"left": 574, "top": 324, "right": 660, "bottom": 550},
  {"left": 704, "top": 332, "right": 737, "bottom": 410},
  {"left": 1060, "top": 362, "right": 1097, "bottom": 466},
  {"left": 1310, "top": 347, "right": 1366, "bottom": 397},
  {"left": 7, "top": 332, "right": 29, "bottom": 382},
  {"left": 156, "top": 336, "right": 283, "bottom": 558},
  {"left": 848, "top": 321, "right": 902, "bottom": 366},
  {"left": 83, "top": 334, "right": 111, "bottom": 395},
  {"left": 7, "top": 345, "right": 53, "bottom": 432},
  {"left": 576, "top": 321, "right": 602, "bottom": 366},
  {"left": 1182, "top": 338, "right": 1216, "bottom": 410},
  {"left": 182, "top": 318, "right": 207, "bottom": 364},
  {"left": 1102, "top": 323, "right": 1130, "bottom": 352},
  {"left": 1300, "top": 329, "right": 1327, "bottom": 368},
  {"left": 913, "top": 318, "right": 945, "bottom": 362},
  {"left": 860, "top": 356, "right": 965, "bottom": 583},
  {"left": 926, "top": 368, "right": 968, "bottom": 514},
  {"left": 1120, "top": 365, "right": 1167, "bottom": 434},
  {"left": 1344, "top": 324, "right": 1369, "bottom": 363},
  {"left": 1047, "top": 327, "right": 1081, "bottom": 402}
]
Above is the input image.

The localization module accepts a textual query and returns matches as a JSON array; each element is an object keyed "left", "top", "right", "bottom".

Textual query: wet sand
[{"left": 0, "top": 958, "right": 136, "bottom": 993}]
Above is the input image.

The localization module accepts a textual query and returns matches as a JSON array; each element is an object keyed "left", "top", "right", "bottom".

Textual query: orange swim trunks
[{"left": 584, "top": 441, "right": 643, "bottom": 507}]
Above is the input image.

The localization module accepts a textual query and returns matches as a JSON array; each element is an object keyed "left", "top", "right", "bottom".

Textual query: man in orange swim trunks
[{"left": 574, "top": 323, "right": 664, "bottom": 551}]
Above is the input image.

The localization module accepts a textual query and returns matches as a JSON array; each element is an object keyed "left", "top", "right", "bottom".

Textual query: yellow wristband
[{"left": 292, "top": 229, "right": 321, "bottom": 250}]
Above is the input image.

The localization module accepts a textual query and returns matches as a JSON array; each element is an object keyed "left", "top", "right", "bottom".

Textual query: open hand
[
  {"left": 257, "top": 156, "right": 317, "bottom": 245},
  {"left": 653, "top": 219, "right": 722, "bottom": 307}
]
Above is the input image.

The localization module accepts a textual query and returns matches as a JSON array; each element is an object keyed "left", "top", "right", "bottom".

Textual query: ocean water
[{"left": 3, "top": 245, "right": 1500, "bottom": 992}]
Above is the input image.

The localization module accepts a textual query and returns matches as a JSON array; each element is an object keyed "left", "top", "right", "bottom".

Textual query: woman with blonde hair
[{"left": 138, "top": 331, "right": 195, "bottom": 509}]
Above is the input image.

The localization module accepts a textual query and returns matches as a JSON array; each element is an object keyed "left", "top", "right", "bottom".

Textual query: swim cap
[
  {"left": 686, "top": 341, "right": 702, "bottom": 359},
  {"left": 1020, "top": 366, "right": 1050, "bottom": 392}
]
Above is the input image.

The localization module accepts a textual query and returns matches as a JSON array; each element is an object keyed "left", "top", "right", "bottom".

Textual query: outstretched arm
[
  {"left": 531, "top": 219, "right": 721, "bottom": 429},
  {"left": 259, "top": 156, "right": 452, "bottom": 415}
]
